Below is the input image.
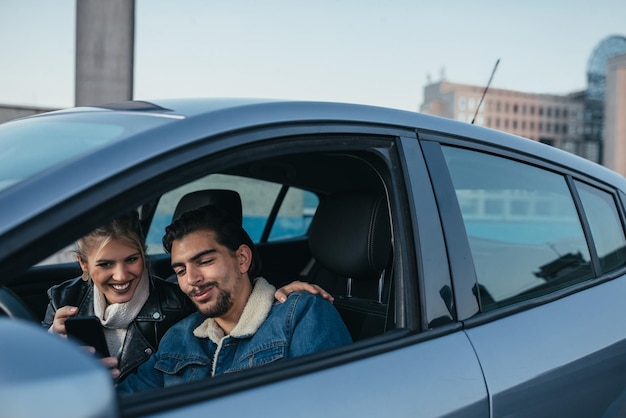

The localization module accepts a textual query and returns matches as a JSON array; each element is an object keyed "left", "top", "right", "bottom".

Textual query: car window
[
  {"left": 441, "top": 145, "right": 593, "bottom": 311},
  {"left": 268, "top": 186, "right": 317, "bottom": 241},
  {"left": 145, "top": 174, "right": 318, "bottom": 254},
  {"left": 575, "top": 181, "right": 626, "bottom": 274},
  {"left": 0, "top": 112, "right": 173, "bottom": 193}
]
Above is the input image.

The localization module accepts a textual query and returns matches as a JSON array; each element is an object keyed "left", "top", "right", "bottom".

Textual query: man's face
[{"left": 170, "top": 229, "right": 251, "bottom": 318}]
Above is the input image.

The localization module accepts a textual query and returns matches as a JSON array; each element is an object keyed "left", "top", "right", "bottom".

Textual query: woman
[{"left": 43, "top": 210, "right": 330, "bottom": 383}]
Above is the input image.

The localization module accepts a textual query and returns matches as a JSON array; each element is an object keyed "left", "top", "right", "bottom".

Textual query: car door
[
  {"left": 422, "top": 135, "right": 626, "bottom": 417},
  {"left": 117, "top": 128, "right": 491, "bottom": 417},
  {"left": 1, "top": 115, "right": 490, "bottom": 417}
]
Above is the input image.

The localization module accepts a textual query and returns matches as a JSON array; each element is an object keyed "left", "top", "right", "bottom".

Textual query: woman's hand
[
  {"left": 100, "top": 355, "right": 121, "bottom": 380},
  {"left": 50, "top": 305, "right": 78, "bottom": 336},
  {"left": 82, "top": 346, "right": 120, "bottom": 380},
  {"left": 275, "top": 280, "right": 334, "bottom": 303}
]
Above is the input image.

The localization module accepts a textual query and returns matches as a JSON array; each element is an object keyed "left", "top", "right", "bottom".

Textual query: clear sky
[{"left": 1, "top": 0, "right": 624, "bottom": 111}]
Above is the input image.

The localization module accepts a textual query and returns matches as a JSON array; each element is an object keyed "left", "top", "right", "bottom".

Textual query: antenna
[{"left": 471, "top": 59, "right": 500, "bottom": 124}]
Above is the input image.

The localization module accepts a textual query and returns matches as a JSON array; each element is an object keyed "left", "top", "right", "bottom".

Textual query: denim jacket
[
  {"left": 43, "top": 275, "right": 196, "bottom": 382},
  {"left": 117, "top": 277, "right": 352, "bottom": 394}
]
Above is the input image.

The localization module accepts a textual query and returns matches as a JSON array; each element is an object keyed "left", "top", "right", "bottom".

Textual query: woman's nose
[{"left": 112, "top": 264, "right": 131, "bottom": 281}]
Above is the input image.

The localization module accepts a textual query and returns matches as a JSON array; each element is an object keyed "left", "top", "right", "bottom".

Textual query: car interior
[{"left": 4, "top": 147, "right": 398, "bottom": 344}]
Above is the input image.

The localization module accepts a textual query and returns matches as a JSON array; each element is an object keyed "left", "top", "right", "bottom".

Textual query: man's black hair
[{"left": 162, "top": 204, "right": 262, "bottom": 279}]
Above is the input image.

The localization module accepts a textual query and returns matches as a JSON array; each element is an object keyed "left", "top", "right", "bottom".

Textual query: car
[{"left": 2, "top": 98, "right": 626, "bottom": 418}]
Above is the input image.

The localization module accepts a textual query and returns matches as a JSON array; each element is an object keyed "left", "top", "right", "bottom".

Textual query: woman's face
[{"left": 79, "top": 238, "right": 145, "bottom": 305}]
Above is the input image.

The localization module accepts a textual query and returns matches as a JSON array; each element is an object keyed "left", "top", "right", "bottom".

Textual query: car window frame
[
  {"left": 81, "top": 125, "right": 424, "bottom": 413},
  {"left": 419, "top": 131, "right": 626, "bottom": 324}
]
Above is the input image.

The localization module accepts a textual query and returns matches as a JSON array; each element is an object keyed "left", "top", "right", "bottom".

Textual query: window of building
[
  {"left": 555, "top": 108, "right": 560, "bottom": 118},
  {"left": 505, "top": 103, "right": 510, "bottom": 113},
  {"left": 530, "top": 122, "right": 535, "bottom": 131},
  {"left": 546, "top": 123, "right": 551, "bottom": 133},
  {"left": 496, "top": 119, "right": 501, "bottom": 128},
  {"left": 513, "top": 104, "right": 519, "bottom": 113},
  {"left": 538, "top": 122, "right": 543, "bottom": 132},
  {"left": 504, "top": 120, "right": 509, "bottom": 129},
  {"left": 522, "top": 104, "right": 527, "bottom": 114},
  {"left": 458, "top": 97, "right": 466, "bottom": 110},
  {"left": 547, "top": 107, "right": 552, "bottom": 117},
  {"left": 530, "top": 106, "right": 535, "bottom": 115},
  {"left": 512, "top": 120, "right": 518, "bottom": 130},
  {"left": 497, "top": 102, "right": 501, "bottom": 112},
  {"left": 522, "top": 121, "right": 526, "bottom": 130},
  {"left": 554, "top": 124, "right": 559, "bottom": 134},
  {"left": 563, "top": 141, "right": 577, "bottom": 154},
  {"left": 539, "top": 107, "right": 544, "bottom": 116},
  {"left": 441, "top": 146, "right": 592, "bottom": 312},
  {"left": 584, "top": 142, "right": 601, "bottom": 163}
]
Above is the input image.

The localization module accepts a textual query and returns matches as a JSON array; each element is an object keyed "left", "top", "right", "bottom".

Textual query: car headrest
[
  {"left": 172, "top": 189, "right": 243, "bottom": 224},
  {"left": 309, "top": 192, "right": 391, "bottom": 282}
]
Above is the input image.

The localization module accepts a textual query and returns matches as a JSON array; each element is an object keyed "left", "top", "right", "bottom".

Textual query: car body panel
[
  {"left": 0, "top": 318, "right": 118, "bottom": 418},
  {"left": 2, "top": 98, "right": 626, "bottom": 417},
  {"left": 465, "top": 275, "right": 626, "bottom": 417},
  {"left": 132, "top": 331, "right": 488, "bottom": 418}
]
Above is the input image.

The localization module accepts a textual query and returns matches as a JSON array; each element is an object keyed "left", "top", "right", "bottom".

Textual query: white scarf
[
  {"left": 93, "top": 271, "right": 150, "bottom": 357},
  {"left": 192, "top": 277, "right": 276, "bottom": 376},
  {"left": 193, "top": 277, "right": 276, "bottom": 342}
]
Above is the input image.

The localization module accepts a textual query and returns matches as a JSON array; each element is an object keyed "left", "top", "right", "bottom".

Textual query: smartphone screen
[{"left": 65, "top": 316, "right": 111, "bottom": 358}]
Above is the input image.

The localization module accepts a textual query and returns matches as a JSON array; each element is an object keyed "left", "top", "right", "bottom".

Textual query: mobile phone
[{"left": 65, "top": 316, "right": 110, "bottom": 358}]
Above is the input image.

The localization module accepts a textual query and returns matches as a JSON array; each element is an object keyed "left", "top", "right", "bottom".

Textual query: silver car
[{"left": 2, "top": 98, "right": 626, "bottom": 417}]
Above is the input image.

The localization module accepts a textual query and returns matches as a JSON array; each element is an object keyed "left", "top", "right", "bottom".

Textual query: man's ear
[{"left": 236, "top": 244, "right": 253, "bottom": 274}]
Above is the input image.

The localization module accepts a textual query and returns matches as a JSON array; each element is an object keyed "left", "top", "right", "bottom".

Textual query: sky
[{"left": 1, "top": 0, "right": 625, "bottom": 112}]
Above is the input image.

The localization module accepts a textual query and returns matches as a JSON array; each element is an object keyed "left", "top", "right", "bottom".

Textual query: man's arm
[
  {"left": 287, "top": 293, "right": 352, "bottom": 357},
  {"left": 116, "top": 352, "right": 164, "bottom": 395}
]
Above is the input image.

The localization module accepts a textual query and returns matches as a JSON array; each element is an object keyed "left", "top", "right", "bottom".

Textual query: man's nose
[{"left": 186, "top": 264, "right": 203, "bottom": 286}]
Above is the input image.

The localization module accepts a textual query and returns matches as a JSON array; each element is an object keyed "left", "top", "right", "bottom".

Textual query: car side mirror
[{"left": 0, "top": 318, "right": 119, "bottom": 418}]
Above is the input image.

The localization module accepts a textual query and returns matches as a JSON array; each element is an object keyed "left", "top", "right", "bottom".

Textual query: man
[{"left": 117, "top": 205, "right": 351, "bottom": 394}]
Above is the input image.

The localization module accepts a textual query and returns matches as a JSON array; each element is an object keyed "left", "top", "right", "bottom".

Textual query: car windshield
[{"left": 0, "top": 111, "right": 176, "bottom": 192}]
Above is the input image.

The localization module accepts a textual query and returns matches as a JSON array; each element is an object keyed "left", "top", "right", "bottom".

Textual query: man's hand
[{"left": 274, "top": 280, "right": 334, "bottom": 303}]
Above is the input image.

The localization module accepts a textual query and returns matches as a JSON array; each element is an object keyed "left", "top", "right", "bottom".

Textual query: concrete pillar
[
  {"left": 603, "top": 54, "right": 626, "bottom": 176},
  {"left": 75, "top": 0, "right": 135, "bottom": 106}
]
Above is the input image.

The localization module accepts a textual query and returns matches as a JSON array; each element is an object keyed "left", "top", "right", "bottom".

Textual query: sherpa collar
[{"left": 192, "top": 277, "right": 276, "bottom": 343}]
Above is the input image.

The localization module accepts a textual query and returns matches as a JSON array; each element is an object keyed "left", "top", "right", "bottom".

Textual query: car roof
[
  {"left": 2, "top": 98, "right": 625, "bottom": 236},
  {"left": 46, "top": 97, "right": 626, "bottom": 178}
]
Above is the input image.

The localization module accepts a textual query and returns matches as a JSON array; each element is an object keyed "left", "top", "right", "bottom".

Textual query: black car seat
[
  {"left": 307, "top": 191, "right": 392, "bottom": 340},
  {"left": 172, "top": 189, "right": 242, "bottom": 223}
]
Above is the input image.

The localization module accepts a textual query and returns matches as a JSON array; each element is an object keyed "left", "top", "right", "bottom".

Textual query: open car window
[{"left": 145, "top": 174, "right": 319, "bottom": 255}]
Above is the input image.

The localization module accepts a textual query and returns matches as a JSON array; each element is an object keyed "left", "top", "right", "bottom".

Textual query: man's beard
[{"left": 197, "top": 287, "right": 232, "bottom": 318}]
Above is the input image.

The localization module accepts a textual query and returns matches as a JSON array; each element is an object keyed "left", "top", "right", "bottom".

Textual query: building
[
  {"left": 420, "top": 35, "right": 626, "bottom": 174},
  {"left": 0, "top": 104, "right": 59, "bottom": 124},
  {"left": 420, "top": 81, "right": 586, "bottom": 158}
]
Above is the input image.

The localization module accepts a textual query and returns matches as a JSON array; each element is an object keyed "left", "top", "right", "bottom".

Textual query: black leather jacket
[{"left": 43, "top": 275, "right": 196, "bottom": 382}]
